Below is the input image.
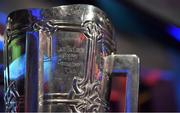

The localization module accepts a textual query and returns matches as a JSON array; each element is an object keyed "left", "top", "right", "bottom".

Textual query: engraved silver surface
[
  {"left": 4, "top": 4, "right": 115, "bottom": 112},
  {"left": 4, "top": 4, "right": 139, "bottom": 113}
]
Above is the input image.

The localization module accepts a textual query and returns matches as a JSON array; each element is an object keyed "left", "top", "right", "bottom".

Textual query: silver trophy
[{"left": 4, "top": 4, "right": 139, "bottom": 112}]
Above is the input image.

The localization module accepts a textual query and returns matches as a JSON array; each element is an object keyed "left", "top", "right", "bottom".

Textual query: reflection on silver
[
  {"left": 4, "top": 4, "right": 139, "bottom": 113},
  {"left": 4, "top": 4, "right": 115, "bottom": 112},
  {"left": 104, "top": 55, "right": 140, "bottom": 112},
  {"left": 34, "top": 19, "right": 110, "bottom": 112}
]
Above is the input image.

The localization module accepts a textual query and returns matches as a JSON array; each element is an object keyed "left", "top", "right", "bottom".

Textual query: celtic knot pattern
[
  {"left": 4, "top": 81, "right": 20, "bottom": 112},
  {"left": 82, "top": 21, "right": 101, "bottom": 41},
  {"left": 67, "top": 77, "right": 107, "bottom": 113}
]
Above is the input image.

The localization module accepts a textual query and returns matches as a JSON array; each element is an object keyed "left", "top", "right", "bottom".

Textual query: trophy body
[{"left": 4, "top": 5, "right": 115, "bottom": 112}]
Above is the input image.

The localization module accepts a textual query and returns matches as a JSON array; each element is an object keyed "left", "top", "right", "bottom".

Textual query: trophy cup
[{"left": 4, "top": 4, "right": 139, "bottom": 112}]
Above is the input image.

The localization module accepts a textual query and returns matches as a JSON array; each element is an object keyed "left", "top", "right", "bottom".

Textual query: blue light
[
  {"left": 112, "top": 69, "right": 128, "bottom": 74},
  {"left": 167, "top": 50, "right": 180, "bottom": 111},
  {"left": 5, "top": 54, "right": 26, "bottom": 80},
  {"left": 167, "top": 25, "right": 180, "bottom": 42},
  {"left": 43, "top": 56, "right": 57, "bottom": 82},
  {"left": 30, "top": 9, "right": 41, "bottom": 20},
  {"left": 0, "top": 41, "right": 3, "bottom": 51},
  {"left": 43, "top": 56, "right": 52, "bottom": 82},
  {"left": 0, "top": 12, "right": 7, "bottom": 25}
]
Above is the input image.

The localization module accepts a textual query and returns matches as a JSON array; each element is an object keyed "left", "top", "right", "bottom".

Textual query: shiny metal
[
  {"left": 4, "top": 4, "right": 115, "bottom": 112},
  {"left": 104, "top": 54, "right": 139, "bottom": 112},
  {"left": 4, "top": 4, "right": 140, "bottom": 113}
]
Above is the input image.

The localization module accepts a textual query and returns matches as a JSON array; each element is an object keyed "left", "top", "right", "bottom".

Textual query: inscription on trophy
[
  {"left": 51, "top": 31, "right": 87, "bottom": 93},
  {"left": 57, "top": 47, "right": 85, "bottom": 77}
]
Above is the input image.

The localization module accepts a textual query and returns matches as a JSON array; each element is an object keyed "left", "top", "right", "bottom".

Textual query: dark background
[{"left": 0, "top": 0, "right": 180, "bottom": 112}]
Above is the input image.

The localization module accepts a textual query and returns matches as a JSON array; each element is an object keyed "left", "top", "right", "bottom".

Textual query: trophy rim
[
  {"left": 5, "top": 4, "right": 114, "bottom": 43},
  {"left": 7, "top": 4, "right": 106, "bottom": 17},
  {"left": 6, "top": 4, "right": 112, "bottom": 29}
]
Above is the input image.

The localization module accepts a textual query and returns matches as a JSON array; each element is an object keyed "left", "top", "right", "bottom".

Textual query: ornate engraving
[
  {"left": 67, "top": 77, "right": 106, "bottom": 112},
  {"left": 5, "top": 5, "right": 114, "bottom": 113},
  {"left": 65, "top": 21, "right": 107, "bottom": 112},
  {"left": 82, "top": 21, "right": 101, "bottom": 40},
  {"left": 4, "top": 81, "right": 20, "bottom": 112},
  {"left": 35, "top": 20, "right": 107, "bottom": 112}
]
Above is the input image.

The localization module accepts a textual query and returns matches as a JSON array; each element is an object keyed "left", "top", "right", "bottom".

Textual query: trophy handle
[{"left": 104, "top": 54, "right": 140, "bottom": 112}]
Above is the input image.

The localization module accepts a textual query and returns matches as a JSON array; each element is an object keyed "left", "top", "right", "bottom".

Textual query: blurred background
[{"left": 0, "top": 0, "right": 180, "bottom": 112}]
